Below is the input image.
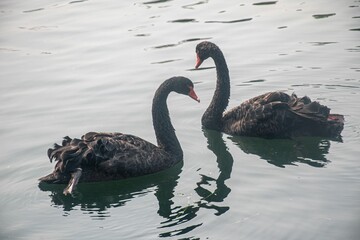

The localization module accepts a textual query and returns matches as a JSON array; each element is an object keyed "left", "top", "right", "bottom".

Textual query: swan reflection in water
[
  {"left": 38, "top": 163, "right": 182, "bottom": 218},
  {"left": 159, "top": 130, "right": 338, "bottom": 237},
  {"left": 228, "top": 135, "right": 336, "bottom": 168},
  {"left": 159, "top": 130, "right": 337, "bottom": 237},
  {"left": 194, "top": 129, "right": 233, "bottom": 215},
  {"left": 158, "top": 128, "right": 234, "bottom": 238}
]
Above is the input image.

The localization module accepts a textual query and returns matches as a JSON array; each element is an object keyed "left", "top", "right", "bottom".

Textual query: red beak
[
  {"left": 188, "top": 87, "right": 200, "bottom": 103},
  {"left": 195, "top": 54, "right": 203, "bottom": 69}
]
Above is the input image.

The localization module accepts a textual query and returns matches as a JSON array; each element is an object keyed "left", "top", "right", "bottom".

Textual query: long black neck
[
  {"left": 201, "top": 46, "right": 230, "bottom": 131},
  {"left": 152, "top": 80, "right": 183, "bottom": 159}
]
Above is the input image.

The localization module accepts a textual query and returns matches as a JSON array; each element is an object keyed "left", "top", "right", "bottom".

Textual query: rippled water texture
[{"left": 1, "top": 0, "right": 359, "bottom": 239}]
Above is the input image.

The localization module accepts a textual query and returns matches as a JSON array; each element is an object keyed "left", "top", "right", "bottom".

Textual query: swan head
[
  {"left": 172, "top": 77, "right": 200, "bottom": 103},
  {"left": 195, "top": 41, "right": 218, "bottom": 68}
]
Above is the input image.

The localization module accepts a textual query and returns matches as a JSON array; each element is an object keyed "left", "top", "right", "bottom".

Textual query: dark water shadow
[
  {"left": 158, "top": 129, "right": 233, "bottom": 238},
  {"left": 196, "top": 129, "right": 233, "bottom": 211},
  {"left": 158, "top": 133, "right": 339, "bottom": 237},
  {"left": 228, "top": 135, "right": 335, "bottom": 168},
  {"left": 39, "top": 162, "right": 183, "bottom": 219}
]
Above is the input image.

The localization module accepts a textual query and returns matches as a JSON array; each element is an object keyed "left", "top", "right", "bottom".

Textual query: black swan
[
  {"left": 195, "top": 41, "right": 344, "bottom": 138},
  {"left": 39, "top": 76, "right": 200, "bottom": 195}
]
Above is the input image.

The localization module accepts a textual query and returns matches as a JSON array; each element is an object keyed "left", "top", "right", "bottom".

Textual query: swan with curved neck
[
  {"left": 195, "top": 41, "right": 344, "bottom": 139},
  {"left": 39, "top": 77, "right": 200, "bottom": 195}
]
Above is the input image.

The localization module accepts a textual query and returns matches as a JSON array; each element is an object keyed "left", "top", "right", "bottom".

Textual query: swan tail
[
  {"left": 289, "top": 94, "right": 330, "bottom": 121},
  {"left": 41, "top": 132, "right": 122, "bottom": 186},
  {"left": 288, "top": 94, "right": 344, "bottom": 138},
  {"left": 41, "top": 135, "right": 96, "bottom": 185}
]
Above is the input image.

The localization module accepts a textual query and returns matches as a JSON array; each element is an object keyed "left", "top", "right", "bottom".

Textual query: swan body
[
  {"left": 39, "top": 77, "right": 200, "bottom": 195},
  {"left": 195, "top": 41, "right": 344, "bottom": 139}
]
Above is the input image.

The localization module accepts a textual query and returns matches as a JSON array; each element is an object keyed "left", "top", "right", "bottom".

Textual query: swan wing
[{"left": 222, "top": 92, "right": 291, "bottom": 137}]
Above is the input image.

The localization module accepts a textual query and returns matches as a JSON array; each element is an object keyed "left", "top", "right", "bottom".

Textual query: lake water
[{"left": 1, "top": 0, "right": 359, "bottom": 239}]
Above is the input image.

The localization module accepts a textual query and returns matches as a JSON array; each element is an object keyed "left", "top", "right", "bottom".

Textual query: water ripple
[
  {"left": 309, "top": 42, "right": 337, "bottom": 46},
  {"left": 150, "top": 37, "right": 211, "bottom": 50},
  {"left": 134, "top": 33, "right": 151, "bottom": 37},
  {"left": 180, "top": 37, "right": 211, "bottom": 43},
  {"left": 19, "top": 26, "right": 58, "bottom": 31},
  {"left": 168, "top": 18, "right": 198, "bottom": 23},
  {"left": 205, "top": 18, "right": 252, "bottom": 24},
  {"left": 182, "top": 1, "right": 209, "bottom": 9},
  {"left": 244, "top": 79, "right": 266, "bottom": 83},
  {"left": 23, "top": 8, "right": 44, "bottom": 13},
  {"left": 187, "top": 66, "right": 215, "bottom": 71},
  {"left": 236, "top": 79, "right": 266, "bottom": 86},
  {"left": 151, "top": 59, "right": 182, "bottom": 64},
  {"left": 69, "top": 0, "right": 88, "bottom": 4},
  {"left": 152, "top": 43, "right": 177, "bottom": 49},
  {"left": 0, "top": 47, "right": 20, "bottom": 52},
  {"left": 253, "top": 1, "right": 278, "bottom": 6},
  {"left": 143, "top": 0, "right": 172, "bottom": 5},
  {"left": 291, "top": 83, "right": 359, "bottom": 89},
  {"left": 312, "top": 13, "right": 336, "bottom": 19}
]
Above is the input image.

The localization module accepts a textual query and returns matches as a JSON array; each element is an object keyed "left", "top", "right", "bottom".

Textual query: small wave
[
  {"left": 244, "top": 79, "right": 266, "bottom": 83},
  {"left": 168, "top": 18, "right": 198, "bottom": 23},
  {"left": 291, "top": 83, "right": 359, "bottom": 89},
  {"left": 312, "top": 13, "right": 336, "bottom": 19},
  {"left": 23, "top": 8, "right": 44, "bottom": 13},
  {"left": 151, "top": 37, "right": 211, "bottom": 50},
  {"left": 309, "top": 42, "right": 337, "bottom": 46},
  {"left": 143, "top": 0, "right": 172, "bottom": 4},
  {"left": 69, "top": 0, "right": 88, "bottom": 4},
  {"left": 134, "top": 33, "right": 151, "bottom": 37},
  {"left": 151, "top": 59, "right": 182, "bottom": 64},
  {"left": 152, "top": 43, "right": 177, "bottom": 49},
  {"left": 253, "top": 1, "right": 277, "bottom": 6},
  {"left": 187, "top": 66, "right": 216, "bottom": 71},
  {"left": 179, "top": 37, "right": 211, "bottom": 43},
  {"left": 182, "top": 1, "right": 209, "bottom": 9},
  {"left": 205, "top": 18, "right": 252, "bottom": 24}
]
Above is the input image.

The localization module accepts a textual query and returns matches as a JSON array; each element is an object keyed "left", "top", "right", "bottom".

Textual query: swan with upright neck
[
  {"left": 195, "top": 41, "right": 344, "bottom": 139},
  {"left": 39, "top": 77, "right": 200, "bottom": 195}
]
